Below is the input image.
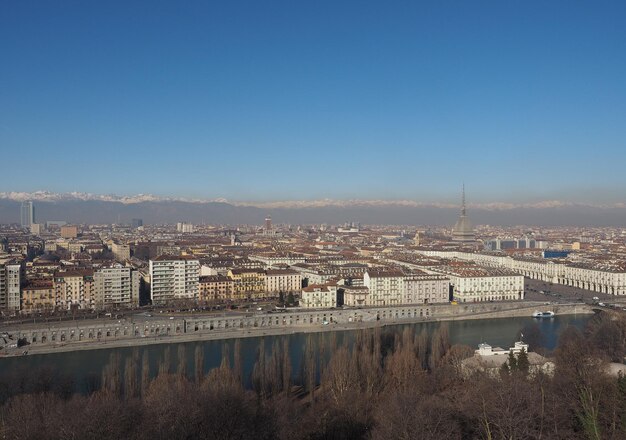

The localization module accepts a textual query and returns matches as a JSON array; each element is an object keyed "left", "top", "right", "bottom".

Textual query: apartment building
[
  {"left": 149, "top": 256, "right": 200, "bottom": 304},
  {"left": 198, "top": 275, "right": 234, "bottom": 302},
  {"left": 227, "top": 268, "right": 266, "bottom": 300},
  {"left": 363, "top": 269, "right": 405, "bottom": 307},
  {"left": 248, "top": 254, "right": 307, "bottom": 267},
  {"left": 21, "top": 281, "right": 55, "bottom": 314},
  {"left": 265, "top": 269, "right": 302, "bottom": 294},
  {"left": 431, "top": 265, "right": 524, "bottom": 303},
  {"left": 111, "top": 242, "right": 131, "bottom": 262},
  {"left": 60, "top": 225, "right": 78, "bottom": 239},
  {"left": 176, "top": 222, "right": 194, "bottom": 233},
  {"left": 418, "top": 249, "right": 625, "bottom": 296},
  {"left": 54, "top": 270, "right": 96, "bottom": 310},
  {"left": 344, "top": 270, "right": 449, "bottom": 307},
  {"left": 403, "top": 273, "right": 450, "bottom": 304},
  {"left": 0, "top": 258, "right": 21, "bottom": 313},
  {"left": 300, "top": 283, "right": 338, "bottom": 309},
  {"left": 343, "top": 285, "right": 370, "bottom": 306},
  {"left": 93, "top": 264, "right": 140, "bottom": 309}
]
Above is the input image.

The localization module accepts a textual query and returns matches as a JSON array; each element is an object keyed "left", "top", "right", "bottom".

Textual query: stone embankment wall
[{"left": 2, "top": 302, "right": 593, "bottom": 349}]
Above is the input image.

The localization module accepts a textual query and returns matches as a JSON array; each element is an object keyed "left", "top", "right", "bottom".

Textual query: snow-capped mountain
[{"left": 0, "top": 191, "right": 620, "bottom": 210}]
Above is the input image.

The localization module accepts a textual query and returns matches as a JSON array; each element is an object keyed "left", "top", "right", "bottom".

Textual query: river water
[{"left": 0, "top": 314, "right": 591, "bottom": 391}]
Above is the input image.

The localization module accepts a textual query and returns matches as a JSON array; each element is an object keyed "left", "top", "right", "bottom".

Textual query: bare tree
[
  {"left": 429, "top": 324, "right": 450, "bottom": 370},
  {"left": 194, "top": 344, "right": 204, "bottom": 384},
  {"left": 441, "top": 344, "right": 474, "bottom": 376},
  {"left": 233, "top": 338, "right": 243, "bottom": 385},
  {"left": 124, "top": 350, "right": 139, "bottom": 399},
  {"left": 101, "top": 352, "right": 121, "bottom": 396},
  {"left": 252, "top": 338, "right": 267, "bottom": 397},
  {"left": 302, "top": 335, "right": 316, "bottom": 401},
  {"left": 158, "top": 346, "right": 171, "bottom": 376},
  {"left": 322, "top": 345, "right": 356, "bottom": 405},
  {"left": 141, "top": 350, "right": 150, "bottom": 396},
  {"left": 415, "top": 327, "right": 430, "bottom": 369},
  {"left": 177, "top": 344, "right": 187, "bottom": 378},
  {"left": 384, "top": 328, "right": 422, "bottom": 390},
  {"left": 281, "top": 337, "right": 292, "bottom": 395}
]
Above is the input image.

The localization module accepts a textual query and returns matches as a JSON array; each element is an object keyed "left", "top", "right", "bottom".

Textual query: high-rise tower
[
  {"left": 452, "top": 185, "right": 475, "bottom": 242},
  {"left": 20, "top": 201, "right": 34, "bottom": 228}
]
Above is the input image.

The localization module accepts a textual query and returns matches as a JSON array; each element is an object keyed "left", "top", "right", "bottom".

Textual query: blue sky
[{"left": 1, "top": 1, "right": 625, "bottom": 203}]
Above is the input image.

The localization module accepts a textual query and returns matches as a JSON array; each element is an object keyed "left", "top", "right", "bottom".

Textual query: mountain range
[{"left": 1, "top": 192, "right": 626, "bottom": 227}]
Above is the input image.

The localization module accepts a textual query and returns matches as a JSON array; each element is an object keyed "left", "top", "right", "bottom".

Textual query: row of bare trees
[{"left": 2, "top": 312, "right": 626, "bottom": 439}]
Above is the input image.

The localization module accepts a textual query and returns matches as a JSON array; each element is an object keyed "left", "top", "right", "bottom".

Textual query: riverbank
[{"left": 4, "top": 302, "right": 593, "bottom": 356}]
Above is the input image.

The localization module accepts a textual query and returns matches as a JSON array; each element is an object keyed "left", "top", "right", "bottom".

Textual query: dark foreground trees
[{"left": 2, "top": 313, "right": 626, "bottom": 439}]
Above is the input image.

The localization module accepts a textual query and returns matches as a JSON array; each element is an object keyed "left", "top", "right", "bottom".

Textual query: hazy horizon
[
  {"left": 3, "top": 191, "right": 626, "bottom": 227},
  {"left": 1, "top": 188, "right": 626, "bottom": 208}
]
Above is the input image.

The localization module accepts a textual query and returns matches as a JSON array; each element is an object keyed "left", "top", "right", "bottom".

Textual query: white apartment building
[
  {"left": 0, "top": 258, "right": 21, "bottom": 312},
  {"left": 343, "top": 285, "right": 370, "bottom": 306},
  {"left": 429, "top": 265, "right": 524, "bottom": 303},
  {"left": 93, "top": 264, "right": 139, "bottom": 309},
  {"left": 363, "top": 270, "right": 405, "bottom": 307},
  {"left": 452, "top": 272, "right": 524, "bottom": 303},
  {"left": 300, "top": 283, "right": 338, "bottom": 308},
  {"left": 345, "top": 271, "right": 449, "bottom": 307},
  {"left": 417, "top": 250, "right": 626, "bottom": 296},
  {"left": 265, "top": 269, "right": 302, "bottom": 294},
  {"left": 176, "top": 222, "right": 194, "bottom": 233},
  {"left": 149, "top": 256, "right": 199, "bottom": 304}
]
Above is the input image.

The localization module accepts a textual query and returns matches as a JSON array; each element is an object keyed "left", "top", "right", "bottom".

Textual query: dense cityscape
[
  {"left": 2, "top": 190, "right": 625, "bottom": 348},
  {"left": 4, "top": 190, "right": 626, "bottom": 319},
  {"left": 2, "top": 193, "right": 626, "bottom": 439},
  {"left": 3, "top": 0, "right": 626, "bottom": 438}
]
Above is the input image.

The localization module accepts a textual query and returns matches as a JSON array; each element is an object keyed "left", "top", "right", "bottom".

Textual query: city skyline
[
  {"left": 2, "top": 188, "right": 626, "bottom": 208},
  {"left": 3, "top": 2, "right": 626, "bottom": 437},
  {"left": 3, "top": 189, "right": 626, "bottom": 227},
  {"left": 0, "top": 190, "right": 626, "bottom": 210},
  {"left": 2, "top": 1, "right": 626, "bottom": 202}
]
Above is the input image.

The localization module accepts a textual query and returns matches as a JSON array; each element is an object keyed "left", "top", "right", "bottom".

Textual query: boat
[{"left": 532, "top": 311, "right": 555, "bottom": 318}]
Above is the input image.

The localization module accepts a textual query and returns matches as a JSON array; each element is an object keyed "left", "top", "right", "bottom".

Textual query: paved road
[
  {"left": 0, "top": 301, "right": 279, "bottom": 327},
  {"left": 525, "top": 278, "right": 625, "bottom": 306}
]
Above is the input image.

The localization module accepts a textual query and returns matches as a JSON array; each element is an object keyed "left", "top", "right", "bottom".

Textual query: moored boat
[{"left": 532, "top": 311, "right": 555, "bottom": 318}]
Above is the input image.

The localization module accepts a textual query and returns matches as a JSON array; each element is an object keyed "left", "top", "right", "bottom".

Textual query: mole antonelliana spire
[
  {"left": 452, "top": 184, "right": 475, "bottom": 242},
  {"left": 461, "top": 183, "right": 466, "bottom": 216}
]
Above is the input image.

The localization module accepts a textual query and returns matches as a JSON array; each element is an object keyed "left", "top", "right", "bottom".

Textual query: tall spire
[
  {"left": 461, "top": 183, "right": 466, "bottom": 217},
  {"left": 453, "top": 183, "right": 474, "bottom": 242}
]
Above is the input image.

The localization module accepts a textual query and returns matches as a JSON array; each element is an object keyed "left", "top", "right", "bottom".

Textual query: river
[{"left": 0, "top": 314, "right": 591, "bottom": 392}]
